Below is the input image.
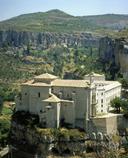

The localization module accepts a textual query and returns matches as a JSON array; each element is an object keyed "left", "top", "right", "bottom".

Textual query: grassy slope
[
  {"left": 0, "top": 45, "right": 103, "bottom": 100},
  {"left": 0, "top": 10, "right": 128, "bottom": 33},
  {"left": 0, "top": 102, "right": 12, "bottom": 147},
  {"left": 0, "top": 10, "right": 93, "bottom": 32},
  {"left": 0, "top": 49, "right": 54, "bottom": 100}
]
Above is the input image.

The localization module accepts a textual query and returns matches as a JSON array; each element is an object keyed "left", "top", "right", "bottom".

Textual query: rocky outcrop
[
  {"left": 1, "top": 29, "right": 128, "bottom": 78},
  {"left": 9, "top": 111, "right": 128, "bottom": 158},
  {"left": 10, "top": 121, "right": 87, "bottom": 157},
  {"left": 0, "top": 30, "right": 99, "bottom": 49},
  {"left": 99, "top": 37, "right": 128, "bottom": 78},
  {"left": 9, "top": 112, "right": 87, "bottom": 157}
]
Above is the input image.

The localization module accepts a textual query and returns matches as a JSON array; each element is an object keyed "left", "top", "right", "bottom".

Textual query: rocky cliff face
[
  {"left": 10, "top": 121, "right": 87, "bottom": 157},
  {"left": 99, "top": 37, "right": 128, "bottom": 78},
  {"left": 9, "top": 111, "right": 127, "bottom": 158},
  {"left": 1, "top": 30, "right": 128, "bottom": 78},
  {"left": 0, "top": 30, "right": 99, "bottom": 49}
]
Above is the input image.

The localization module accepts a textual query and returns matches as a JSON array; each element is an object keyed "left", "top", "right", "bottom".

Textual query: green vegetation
[
  {"left": 0, "top": 104, "right": 12, "bottom": 147},
  {"left": 12, "top": 111, "right": 85, "bottom": 140},
  {"left": 120, "top": 78, "right": 128, "bottom": 89},
  {"left": 0, "top": 10, "right": 128, "bottom": 34},
  {"left": 111, "top": 97, "right": 123, "bottom": 113},
  {"left": 0, "top": 97, "right": 3, "bottom": 114},
  {"left": 0, "top": 45, "right": 103, "bottom": 101},
  {"left": 0, "top": 50, "right": 50, "bottom": 101},
  {"left": 36, "top": 128, "right": 85, "bottom": 140},
  {"left": 111, "top": 97, "right": 128, "bottom": 115},
  {"left": 0, "top": 10, "right": 96, "bottom": 33}
]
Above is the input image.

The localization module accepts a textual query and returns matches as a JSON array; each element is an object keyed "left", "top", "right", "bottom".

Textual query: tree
[
  {"left": 120, "top": 78, "right": 128, "bottom": 88},
  {"left": 0, "top": 96, "right": 3, "bottom": 114},
  {"left": 121, "top": 99, "right": 128, "bottom": 115},
  {"left": 110, "top": 97, "right": 122, "bottom": 113}
]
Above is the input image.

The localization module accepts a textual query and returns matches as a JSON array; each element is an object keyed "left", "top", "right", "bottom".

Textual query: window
[
  {"left": 101, "top": 93, "right": 103, "bottom": 96},
  {"left": 101, "top": 110, "right": 103, "bottom": 112},
  {"left": 38, "top": 92, "right": 40, "bottom": 98},
  {"left": 101, "top": 104, "right": 103, "bottom": 107},
  {"left": 101, "top": 99, "right": 103, "bottom": 103}
]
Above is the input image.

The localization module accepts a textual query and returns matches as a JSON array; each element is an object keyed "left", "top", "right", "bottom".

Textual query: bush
[{"left": 111, "top": 97, "right": 122, "bottom": 113}]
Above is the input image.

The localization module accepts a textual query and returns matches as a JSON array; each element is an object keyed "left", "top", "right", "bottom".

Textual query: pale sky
[{"left": 0, "top": 0, "right": 128, "bottom": 21}]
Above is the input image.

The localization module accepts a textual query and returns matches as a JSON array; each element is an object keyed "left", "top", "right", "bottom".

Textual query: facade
[
  {"left": 84, "top": 72, "right": 121, "bottom": 114},
  {"left": 16, "top": 73, "right": 121, "bottom": 131},
  {"left": 95, "top": 80, "right": 121, "bottom": 114}
]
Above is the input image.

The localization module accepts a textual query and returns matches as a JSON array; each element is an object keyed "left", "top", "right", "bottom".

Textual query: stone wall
[
  {"left": 16, "top": 85, "right": 50, "bottom": 114},
  {"left": 89, "top": 114, "right": 128, "bottom": 134}
]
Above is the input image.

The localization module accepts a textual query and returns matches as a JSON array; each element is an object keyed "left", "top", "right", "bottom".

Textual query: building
[
  {"left": 15, "top": 73, "right": 121, "bottom": 132},
  {"left": 84, "top": 72, "right": 105, "bottom": 81},
  {"left": 85, "top": 72, "right": 121, "bottom": 114}
]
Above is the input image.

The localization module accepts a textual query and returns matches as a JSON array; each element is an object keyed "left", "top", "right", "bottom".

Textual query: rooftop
[
  {"left": 43, "top": 94, "right": 61, "bottom": 102},
  {"left": 85, "top": 72, "right": 105, "bottom": 77},
  {"left": 34, "top": 73, "right": 58, "bottom": 80},
  {"left": 22, "top": 80, "right": 50, "bottom": 87},
  {"left": 52, "top": 79, "right": 90, "bottom": 88}
]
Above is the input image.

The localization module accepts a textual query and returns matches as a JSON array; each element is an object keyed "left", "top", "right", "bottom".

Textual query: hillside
[
  {"left": 84, "top": 14, "right": 128, "bottom": 29},
  {"left": 0, "top": 10, "right": 128, "bottom": 101},
  {"left": 0, "top": 9, "right": 128, "bottom": 33},
  {"left": 0, "top": 9, "right": 93, "bottom": 33}
]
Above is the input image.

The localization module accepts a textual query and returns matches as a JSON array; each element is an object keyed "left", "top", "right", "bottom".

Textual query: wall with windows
[
  {"left": 16, "top": 85, "right": 50, "bottom": 114},
  {"left": 29, "top": 86, "right": 50, "bottom": 114},
  {"left": 96, "top": 88, "right": 107, "bottom": 114},
  {"left": 53, "top": 86, "right": 91, "bottom": 119},
  {"left": 96, "top": 83, "right": 121, "bottom": 114}
]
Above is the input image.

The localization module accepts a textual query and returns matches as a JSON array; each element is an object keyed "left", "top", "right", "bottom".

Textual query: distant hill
[
  {"left": 84, "top": 14, "right": 128, "bottom": 29},
  {"left": 0, "top": 9, "right": 128, "bottom": 33}
]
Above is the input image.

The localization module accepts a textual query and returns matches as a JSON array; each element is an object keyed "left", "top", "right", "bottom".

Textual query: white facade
[
  {"left": 15, "top": 73, "right": 121, "bottom": 130},
  {"left": 95, "top": 81, "right": 121, "bottom": 114}
]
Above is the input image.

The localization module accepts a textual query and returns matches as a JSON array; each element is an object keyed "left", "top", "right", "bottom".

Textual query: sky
[{"left": 0, "top": 0, "right": 128, "bottom": 21}]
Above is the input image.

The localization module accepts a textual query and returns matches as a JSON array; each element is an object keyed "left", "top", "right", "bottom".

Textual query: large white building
[
  {"left": 16, "top": 73, "right": 121, "bottom": 131},
  {"left": 85, "top": 72, "right": 121, "bottom": 114}
]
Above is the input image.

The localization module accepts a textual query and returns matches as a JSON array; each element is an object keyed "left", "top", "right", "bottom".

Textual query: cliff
[
  {"left": 9, "top": 111, "right": 127, "bottom": 158},
  {"left": 9, "top": 112, "right": 87, "bottom": 157},
  {"left": 99, "top": 37, "right": 128, "bottom": 78},
  {"left": 0, "top": 30, "right": 99, "bottom": 49}
]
